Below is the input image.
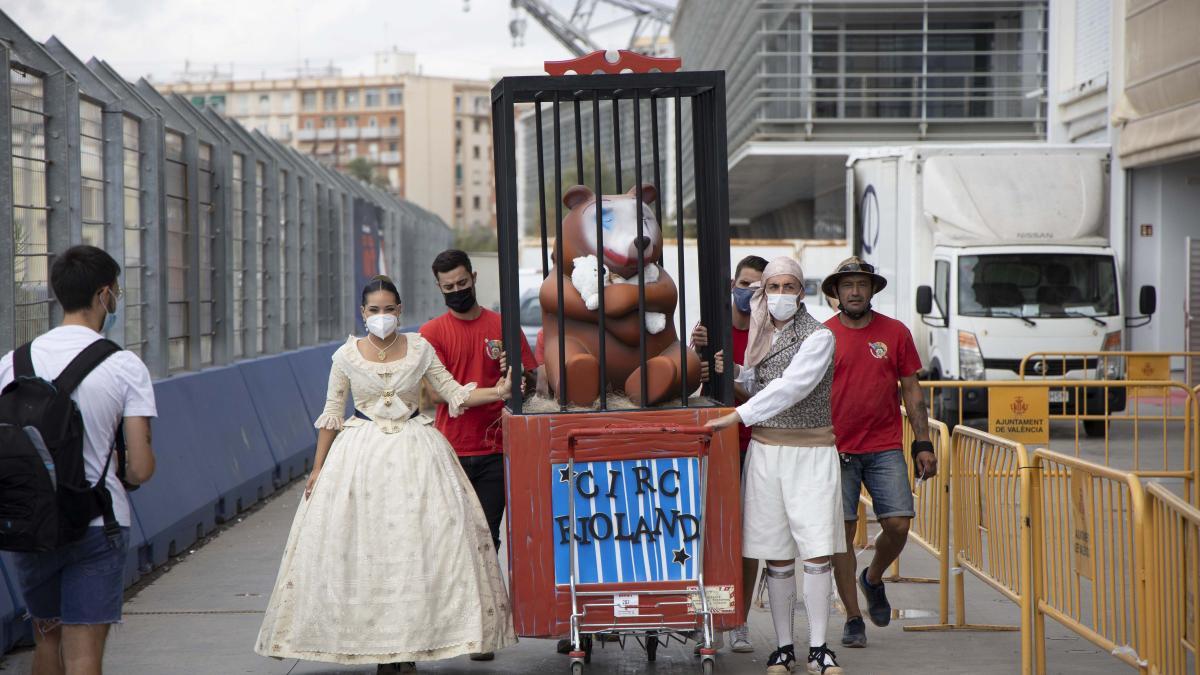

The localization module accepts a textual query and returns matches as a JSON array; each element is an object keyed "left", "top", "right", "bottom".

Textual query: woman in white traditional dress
[{"left": 255, "top": 275, "right": 517, "bottom": 673}]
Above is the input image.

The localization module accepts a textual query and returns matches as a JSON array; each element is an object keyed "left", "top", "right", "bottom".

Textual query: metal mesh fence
[{"left": 0, "top": 14, "right": 453, "bottom": 377}]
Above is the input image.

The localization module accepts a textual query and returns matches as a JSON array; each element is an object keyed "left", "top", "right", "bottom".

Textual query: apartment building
[{"left": 161, "top": 53, "right": 495, "bottom": 231}]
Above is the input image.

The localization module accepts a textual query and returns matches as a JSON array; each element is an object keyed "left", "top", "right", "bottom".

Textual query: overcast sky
[{"left": 3, "top": 0, "right": 668, "bottom": 83}]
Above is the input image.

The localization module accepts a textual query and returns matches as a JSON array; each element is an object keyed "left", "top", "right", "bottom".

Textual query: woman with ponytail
[{"left": 256, "top": 275, "right": 517, "bottom": 673}]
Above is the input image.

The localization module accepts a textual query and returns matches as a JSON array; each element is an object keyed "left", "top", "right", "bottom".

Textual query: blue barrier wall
[{"left": 0, "top": 340, "right": 345, "bottom": 653}]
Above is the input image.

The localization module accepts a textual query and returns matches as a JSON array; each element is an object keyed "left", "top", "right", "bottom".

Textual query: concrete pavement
[{"left": 0, "top": 478, "right": 1129, "bottom": 674}]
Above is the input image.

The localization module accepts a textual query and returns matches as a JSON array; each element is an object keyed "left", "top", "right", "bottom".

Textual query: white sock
[
  {"left": 765, "top": 562, "right": 796, "bottom": 649},
  {"left": 803, "top": 560, "right": 832, "bottom": 649}
]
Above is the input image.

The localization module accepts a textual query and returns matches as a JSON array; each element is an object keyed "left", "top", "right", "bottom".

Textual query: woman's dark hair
[
  {"left": 50, "top": 245, "right": 121, "bottom": 312},
  {"left": 361, "top": 275, "right": 401, "bottom": 306}
]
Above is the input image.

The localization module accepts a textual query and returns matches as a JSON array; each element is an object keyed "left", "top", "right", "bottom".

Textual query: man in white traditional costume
[{"left": 706, "top": 257, "right": 846, "bottom": 675}]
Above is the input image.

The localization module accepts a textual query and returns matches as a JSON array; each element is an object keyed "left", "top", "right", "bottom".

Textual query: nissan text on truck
[{"left": 847, "top": 145, "right": 1156, "bottom": 436}]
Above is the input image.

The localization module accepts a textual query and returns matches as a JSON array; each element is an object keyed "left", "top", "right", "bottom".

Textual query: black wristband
[{"left": 910, "top": 440, "right": 934, "bottom": 463}]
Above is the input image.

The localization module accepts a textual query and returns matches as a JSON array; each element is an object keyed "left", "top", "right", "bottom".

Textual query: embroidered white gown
[{"left": 255, "top": 334, "right": 516, "bottom": 664}]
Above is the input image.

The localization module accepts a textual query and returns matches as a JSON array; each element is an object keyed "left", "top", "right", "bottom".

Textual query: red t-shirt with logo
[
  {"left": 824, "top": 312, "right": 922, "bottom": 454},
  {"left": 732, "top": 326, "right": 751, "bottom": 452},
  {"left": 420, "top": 308, "right": 537, "bottom": 456}
]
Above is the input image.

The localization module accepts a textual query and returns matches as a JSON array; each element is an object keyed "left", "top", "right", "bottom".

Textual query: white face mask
[
  {"left": 365, "top": 314, "right": 398, "bottom": 339},
  {"left": 766, "top": 293, "right": 800, "bottom": 321}
]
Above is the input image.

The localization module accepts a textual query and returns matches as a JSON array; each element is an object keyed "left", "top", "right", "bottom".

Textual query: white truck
[{"left": 847, "top": 145, "right": 1156, "bottom": 434}]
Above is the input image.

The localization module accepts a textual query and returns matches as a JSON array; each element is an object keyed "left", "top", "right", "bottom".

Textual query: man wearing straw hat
[
  {"left": 820, "top": 256, "right": 937, "bottom": 649},
  {"left": 707, "top": 256, "right": 845, "bottom": 675}
]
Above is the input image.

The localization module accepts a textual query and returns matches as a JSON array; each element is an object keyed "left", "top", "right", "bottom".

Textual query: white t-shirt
[{"left": 0, "top": 325, "right": 157, "bottom": 528}]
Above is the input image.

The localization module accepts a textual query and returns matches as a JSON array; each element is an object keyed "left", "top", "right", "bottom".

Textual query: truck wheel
[{"left": 1083, "top": 420, "right": 1107, "bottom": 438}]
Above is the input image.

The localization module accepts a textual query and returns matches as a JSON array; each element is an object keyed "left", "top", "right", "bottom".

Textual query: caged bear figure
[{"left": 540, "top": 183, "right": 701, "bottom": 407}]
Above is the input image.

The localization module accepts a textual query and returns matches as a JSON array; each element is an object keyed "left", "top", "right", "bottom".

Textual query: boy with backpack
[{"left": 0, "top": 245, "right": 157, "bottom": 674}]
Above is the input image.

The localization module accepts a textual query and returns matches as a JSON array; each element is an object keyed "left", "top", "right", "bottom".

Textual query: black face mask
[{"left": 444, "top": 286, "right": 477, "bottom": 313}]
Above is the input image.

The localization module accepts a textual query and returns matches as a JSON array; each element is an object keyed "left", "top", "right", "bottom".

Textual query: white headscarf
[{"left": 743, "top": 256, "right": 805, "bottom": 369}]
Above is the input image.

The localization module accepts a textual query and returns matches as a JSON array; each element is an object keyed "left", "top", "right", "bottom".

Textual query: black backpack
[{"left": 0, "top": 339, "right": 124, "bottom": 552}]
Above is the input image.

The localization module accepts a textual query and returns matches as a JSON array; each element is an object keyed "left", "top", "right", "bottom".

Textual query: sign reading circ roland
[{"left": 988, "top": 386, "right": 1050, "bottom": 445}]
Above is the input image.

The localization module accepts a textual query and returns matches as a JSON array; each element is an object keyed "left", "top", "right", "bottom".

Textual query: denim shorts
[
  {"left": 12, "top": 526, "right": 130, "bottom": 625},
  {"left": 840, "top": 449, "right": 916, "bottom": 522}
]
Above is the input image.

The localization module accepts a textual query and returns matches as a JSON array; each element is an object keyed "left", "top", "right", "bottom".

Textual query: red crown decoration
[
  {"left": 545, "top": 49, "right": 682, "bottom": 76},
  {"left": 1010, "top": 396, "right": 1029, "bottom": 416}
]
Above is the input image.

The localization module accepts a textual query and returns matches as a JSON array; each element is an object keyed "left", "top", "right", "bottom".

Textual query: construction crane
[{"left": 465, "top": 0, "right": 675, "bottom": 57}]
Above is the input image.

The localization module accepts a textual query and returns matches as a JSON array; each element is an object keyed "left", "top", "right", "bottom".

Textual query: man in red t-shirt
[
  {"left": 421, "top": 250, "right": 537, "bottom": 560},
  {"left": 689, "top": 253, "right": 766, "bottom": 654},
  {"left": 821, "top": 257, "right": 937, "bottom": 649}
]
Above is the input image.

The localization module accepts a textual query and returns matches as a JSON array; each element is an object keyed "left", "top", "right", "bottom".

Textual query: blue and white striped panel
[{"left": 551, "top": 457, "right": 702, "bottom": 584}]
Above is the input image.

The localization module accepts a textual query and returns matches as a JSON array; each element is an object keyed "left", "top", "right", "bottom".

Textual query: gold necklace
[{"left": 368, "top": 333, "right": 400, "bottom": 361}]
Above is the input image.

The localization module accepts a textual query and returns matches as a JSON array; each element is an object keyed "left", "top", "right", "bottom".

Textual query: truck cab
[{"left": 848, "top": 145, "right": 1156, "bottom": 434}]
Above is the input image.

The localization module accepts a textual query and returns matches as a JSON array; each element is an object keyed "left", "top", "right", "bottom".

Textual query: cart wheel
[
  {"left": 645, "top": 630, "right": 658, "bottom": 662},
  {"left": 581, "top": 635, "right": 593, "bottom": 664},
  {"left": 701, "top": 656, "right": 715, "bottom": 674},
  {"left": 571, "top": 661, "right": 584, "bottom": 675}
]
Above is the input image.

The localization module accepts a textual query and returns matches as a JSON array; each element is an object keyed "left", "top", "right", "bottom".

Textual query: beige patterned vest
[{"left": 751, "top": 306, "right": 835, "bottom": 444}]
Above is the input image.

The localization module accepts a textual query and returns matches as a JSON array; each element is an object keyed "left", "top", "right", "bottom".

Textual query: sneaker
[
  {"left": 766, "top": 644, "right": 796, "bottom": 674},
  {"left": 730, "top": 624, "right": 753, "bottom": 652},
  {"left": 807, "top": 644, "right": 844, "bottom": 674},
  {"left": 693, "top": 629, "right": 724, "bottom": 655},
  {"left": 858, "top": 568, "right": 891, "bottom": 627},
  {"left": 840, "top": 617, "right": 866, "bottom": 648},
  {"left": 468, "top": 652, "right": 494, "bottom": 661}
]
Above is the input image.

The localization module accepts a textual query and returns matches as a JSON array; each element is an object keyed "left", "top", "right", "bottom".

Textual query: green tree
[
  {"left": 345, "top": 157, "right": 392, "bottom": 190},
  {"left": 453, "top": 225, "right": 498, "bottom": 252}
]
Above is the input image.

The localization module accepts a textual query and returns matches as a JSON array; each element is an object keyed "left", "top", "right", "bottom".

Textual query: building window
[
  {"left": 231, "top": 153, "right": 247, "bottom": 358},
  {"left": 164, "top": 130, "right": 190, "bottom": 370},
  {"left": 344, "top": 116, "right": 357, "bottom": 128},
  {"left": 368, "top": 116, "right": 377, "bottom": 127},
  {"left": 322, "top": 116, "right": 336, "bottom": 128},
  {"left": 472, "top": 145, "right": 480, "bottom": 160},
  {"left": 473, "top": 118, "right": 483, "bottom": 133},
  {"left": 455, "top": 163, "right": 462, "bottom": 185},
  {"left": 455, "top": 95, "right": 462, "bottom": 112},
  {"left": 365, "top": 89, "right": 380, "bottom": 107},
  {"left": 255, "top": 161, "right": 266, "bottom": 353},
  {"left": 122, "top": 115, "right": 145, "bottom": 357},
  {"left": 323, "top": 89, "right": 337, "bottom": 110},
  {"left": 389, "top": 142, "right": 397, "bottom": 151},
  {"left": 389, "top": 116, "right": 398, "bottom": 127},
  {"left": 302, "top": 91, "right": 317, "bottom": 111},
  {"left": 79, "top": 100, "right": 107, "bottom": 248},
  {"left": 387, "top": 88, "right": 403, "bottom": 106},
  {"left": 473, "top": 195, "right": 481, "bottom": 210},
  {"left": 456, "top": 195, "right": 462, "bottom": 209},
  {"left": 368, "top": 143, "right": 379, "bottom": 157},
  {"left": 455, "top": 119, "right": 462, "bottom": 131},
  {"left": 197, "top": 143, "right": 216, "bottom": 366},
  {"left": 344, "top": 89, "right": 359, "bottom": 107},
  {"left": 236, "top": 93, "right": 249, "bottom": 113},
  {"left": 280, "top": 92, "right": 293, "bottom": 113},
  {"left": 258, "top": 94, "right": 270, "bottom": 112},
  {"left": 304, "top": 119, "right": 314, "bottom": 129}
]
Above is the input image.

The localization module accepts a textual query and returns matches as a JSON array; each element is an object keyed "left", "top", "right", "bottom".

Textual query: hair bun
[{"left": 371, "top": 274, "right": 393, "bottom": 284}]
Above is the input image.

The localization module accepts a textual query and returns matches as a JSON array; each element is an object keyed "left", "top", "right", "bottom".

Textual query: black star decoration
[
  {"left": 558, "top": 467, "right": 572, "bottom": 483},
  {"left": 672, "top": 547, "right": 691, "bottom": 566}
]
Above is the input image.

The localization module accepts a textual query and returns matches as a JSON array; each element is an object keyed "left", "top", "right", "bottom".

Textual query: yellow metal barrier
[
  {"left": 852, "top": 411, "right": 952, "bottom": 623},
  {"left": 1029, "top": 449, "right": 1149, "bottom": 674},
  {"left": 919, "top": 380, "right": 1197, "bottom": 502},
  {"left": 905, "top": 426, "right": 1027, "bottom": 635},
  {"left": 1144, "top": 482, "right": 1200, "bottom": 675},
  {"left": 1019, "top": 351, "right": 1199, "bottom": 388}
]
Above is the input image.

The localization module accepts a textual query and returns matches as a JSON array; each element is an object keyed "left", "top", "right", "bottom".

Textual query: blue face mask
[
  {"left": 101, "top": 288, "right": 119, "bottom": 333},
  {"left": 732, "top": 286, "right": 755, "bottom": 314}
]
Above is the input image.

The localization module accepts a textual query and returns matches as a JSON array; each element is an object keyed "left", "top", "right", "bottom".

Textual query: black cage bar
[{"left": 492, "top": 70, "right": 732, "bottom": 414}]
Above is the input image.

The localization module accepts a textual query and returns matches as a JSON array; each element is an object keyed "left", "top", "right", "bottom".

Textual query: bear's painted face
[{"left": 580, "top": 195, "right": 661, "bottom": 279}]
